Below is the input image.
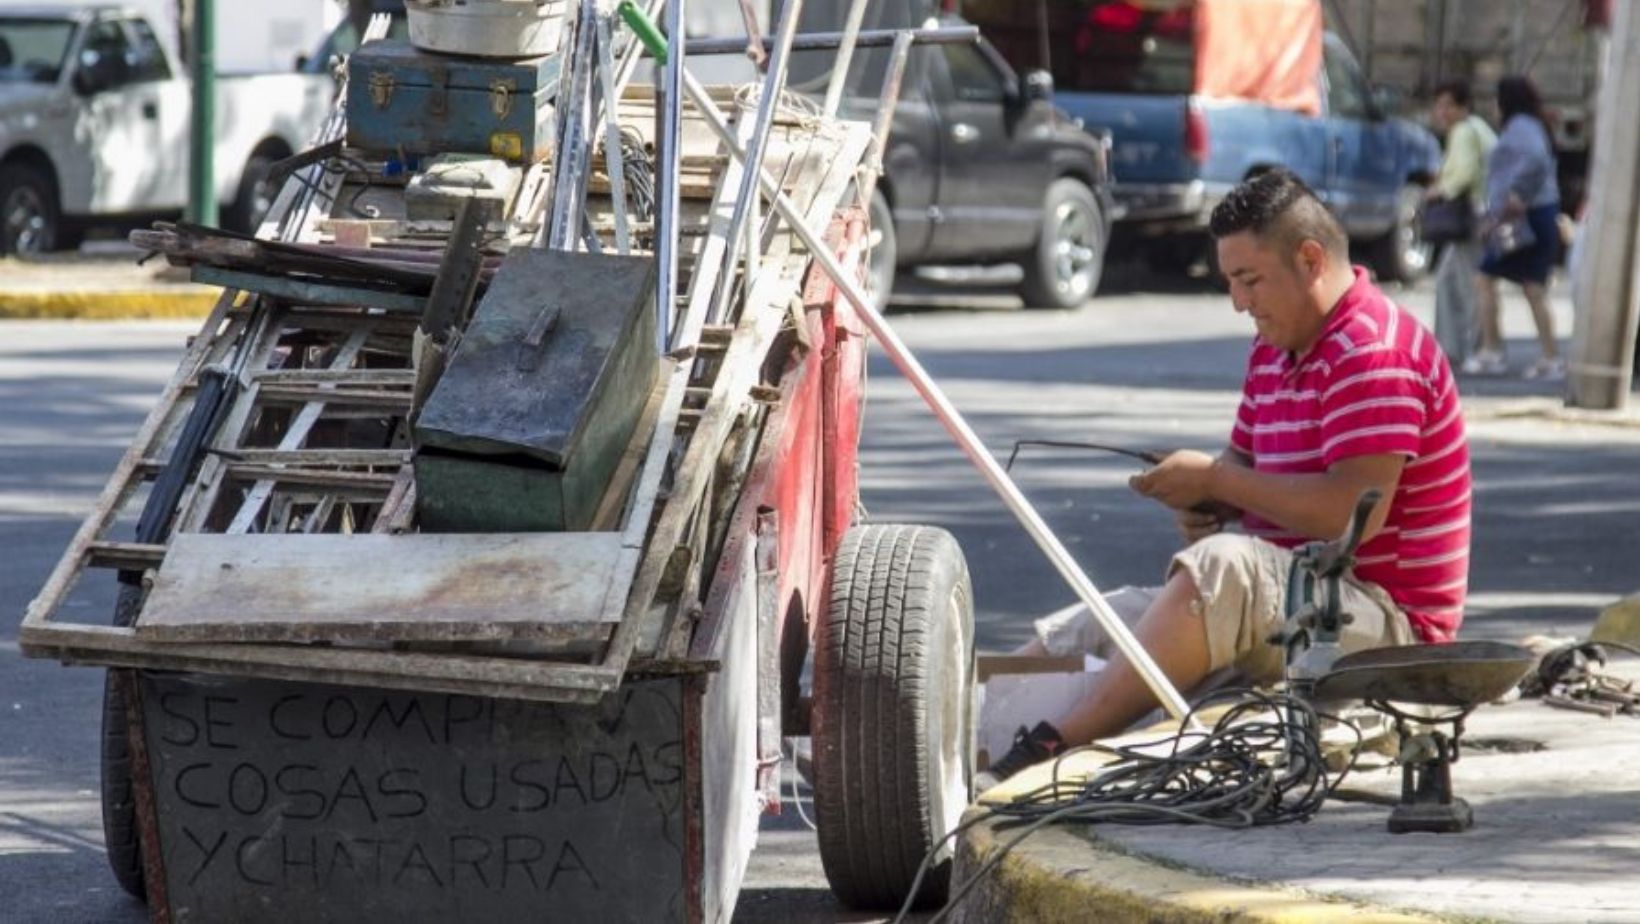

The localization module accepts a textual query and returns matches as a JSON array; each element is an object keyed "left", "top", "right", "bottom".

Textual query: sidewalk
[{"left": 0, "top": 245, "right": 219, "bottom": 320}]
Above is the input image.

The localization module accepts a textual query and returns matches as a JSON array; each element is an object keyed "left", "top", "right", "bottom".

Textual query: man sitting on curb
[{"left": 978, "top": 169, "right": 1472, "bottom": 791}]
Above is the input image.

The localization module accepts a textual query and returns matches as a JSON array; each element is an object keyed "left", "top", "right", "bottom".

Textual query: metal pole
[
  {"left": 705, "top": 0, "right": 805, "bottom": 327},
  {"left": 671, "top": 25, "right": 978, "bottom": 56},
  {"left": 187, "top": 0, "right": 217, "bottom": 226},
  {"left": 655, "top": 0, "right": 685, "bottom": 350},
  {"left": 1569, "top": 0, "right": 1640, "bottom": 409},
  {"left": 823, "top": 0, "right": 871, "bottom": 117},
  {"left": 679, "top": 69, "right": 1196, "bottom": 722},
  {"left": 596, "top": 14, "right": 632, "bottom": 255}
]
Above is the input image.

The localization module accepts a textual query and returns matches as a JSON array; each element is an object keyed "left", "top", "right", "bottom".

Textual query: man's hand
[
  {"left": 1173, "top": 501, "right": 1241, "bottom": 544},
  {"left": 1129, "top": 450, "right": 1217, "bottom": 510}
]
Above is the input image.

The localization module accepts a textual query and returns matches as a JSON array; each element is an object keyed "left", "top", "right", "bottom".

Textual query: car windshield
[
  {"left": 0, "top": 18, "right": 77, "bottom": 84},
  {"left": 962, "top": 0, "right": 1196, "bottom": 95}
]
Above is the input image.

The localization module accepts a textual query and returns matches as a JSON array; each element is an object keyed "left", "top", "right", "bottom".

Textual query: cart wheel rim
[
  {"left": 3, "top": 185, "right": 49, "bottom": 255},
  {"left": 1051, "top": 198, "right": 1098, "bottom": 300}
]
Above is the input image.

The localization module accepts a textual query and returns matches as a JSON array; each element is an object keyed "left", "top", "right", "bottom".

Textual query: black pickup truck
[{"left": 792, "top": 15, "right": 1117, "bottom": 309}]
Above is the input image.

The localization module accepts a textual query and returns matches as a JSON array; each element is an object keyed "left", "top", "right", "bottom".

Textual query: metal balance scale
[{"left": 1273, "top": 491, "right": 1537, "bottom": 833}]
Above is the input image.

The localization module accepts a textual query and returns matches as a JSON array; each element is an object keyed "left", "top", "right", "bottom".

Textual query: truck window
[
  {"left": 1322, "top": 47, "right": 1369, "bottom": 119},
  {"left": 0, "top": 18, "right": 77, "bottom": 84},
  {"left": 79, "top": 20, "right": 135, "bottom": 90},
  {"left": 943, "top": 44, "right": 1007, "bottom": 104},
  {"left": 962, "top": 0, "right": 1194, "bottom": 96},
  {"left": 125, "top": 19, "right": 172, "bottom": 83}
]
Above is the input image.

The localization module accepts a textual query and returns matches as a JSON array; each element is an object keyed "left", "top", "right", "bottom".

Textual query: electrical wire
[
  {"left": 894, "top": 688, "right": 1358, "bottom": 924},
  {"left": 1004, "top": 439, "right": 1167, "bottom": 472}
]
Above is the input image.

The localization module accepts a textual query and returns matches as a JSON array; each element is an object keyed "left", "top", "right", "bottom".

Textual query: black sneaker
[{"left": 974, "top": 721, "right": 1066, "bottom": 794}]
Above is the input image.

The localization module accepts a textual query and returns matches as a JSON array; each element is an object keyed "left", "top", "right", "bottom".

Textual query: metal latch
[
  {"left": 490, "top": 79, "right": 517, "bottom": 120},
  {"left": 369, "top": 71, "right": 395, "bottom": 109}
]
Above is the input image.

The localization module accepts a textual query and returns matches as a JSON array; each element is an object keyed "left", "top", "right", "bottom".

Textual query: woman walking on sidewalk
[
  {"left": 1468, "top": 76, "right": 1563, "bottom": 380},
  {"left": 1426, "top": 80, "right": 1495, "bottom": 367}
]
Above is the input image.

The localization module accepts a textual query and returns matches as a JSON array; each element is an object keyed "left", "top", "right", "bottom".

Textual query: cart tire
[
  {"left": 813, "top": 524, "right": 974, "bottom": 911},
  {"left": 101, "top": 584, "right": 147, "bottom": 902}
]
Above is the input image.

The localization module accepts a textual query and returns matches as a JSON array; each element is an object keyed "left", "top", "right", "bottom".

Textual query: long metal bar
[
  {"left": 669, "top": 25, "right": 978, "bottom": 56},
  {"left": 863, "top": 31, "right": 915, "bottom": 189},
  {"left": 595, "top": 14, "right": 632, "bottom": 254},
  {"left": 704, "top": 0, "right": 805, "bottom": 326},
  {"left": 654, "top": 0, "right": 685, "bottom": 350},
  {"left": 679, "top": 69, "right": 1194, "bottom": 722},
  {"left": 822, "top": 0, "right": 872, "bottom": 116},
  {"left": 547, "top": 0, "right": 600, "bottom": 251}
]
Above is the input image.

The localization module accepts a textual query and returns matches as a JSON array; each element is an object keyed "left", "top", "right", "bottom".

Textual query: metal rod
[
  {"left": 547, "top": 0, "right": 600, "bottom": 251},
  {"left": 823, "top": 0, "right": 872, "bottom": 117},
  {"left": 863, "top": 31, "right": 915, "bottom": 189},
  {"left": 705, "top": 0, "right": 805, "bottom": 326},
  {"left": 655, "top": 0, "right": 685, "bottom": 350},
  {"left": 669, "top": 25, "right": 978, "bottom": 55},
  {"left": 679, "top": 69, "right": 1195, "bottom": 723},
  {"left": 596, "top": 13, "right": 632, "bottom": 254}
]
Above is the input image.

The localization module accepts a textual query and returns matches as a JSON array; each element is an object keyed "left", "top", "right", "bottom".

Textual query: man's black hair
[
  {"left": 1433, "top": 79, "right": 1472, "bottom": 110},
  {"left": 1208, "top": 168, "right": 1348, "bottom": 259}
]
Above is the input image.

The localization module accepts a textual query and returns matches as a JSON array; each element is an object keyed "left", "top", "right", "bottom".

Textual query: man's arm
[{"left": 1135, "top": 451, "right": 1404, "bottom": 543}]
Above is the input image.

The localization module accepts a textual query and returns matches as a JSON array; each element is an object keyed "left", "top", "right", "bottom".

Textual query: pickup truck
[
  {"left": 0, "top": 5, "right": 332, "bottom": 254},
  {"left": 966, "top": 0, "right": 1441, "bottom": 282},
  {"left": 790, "top": 15, "right": 1117, "bottom": 309}
]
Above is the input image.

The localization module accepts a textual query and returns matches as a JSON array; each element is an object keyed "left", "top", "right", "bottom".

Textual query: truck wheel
[
  {"left": 101, "top": 585, "right": 147, "bottom": 902},
  {"left": 1371, "top": 183, "right": 1433, "bottom": 283},
  {"left": 867, "top": 188, "right": 897, "bottom": 311},
  {"left": 223, "top": 152, "right": 281, "bottom": 236},
  {"left": 813, "top": 525, "right": 975, "bottom": 911},
  {"left": 1020, "top": 178, "right": 1105, "bottom": 309},
  {"left": 0, "top": 162, "right": 61, "bottom": 255}
]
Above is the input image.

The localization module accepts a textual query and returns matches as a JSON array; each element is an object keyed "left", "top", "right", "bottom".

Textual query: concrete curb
[
  {"left": 0, "top": 289, "right": 219, "bottom": 320},
  {"left": 950, "top": 810, "right": 1447, "bottom": 924}
]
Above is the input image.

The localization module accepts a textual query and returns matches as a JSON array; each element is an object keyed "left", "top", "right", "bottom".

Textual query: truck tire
[
  {"left": 101, "top": 585, "right": 147, "bottom": 902},
  {"left": 223, "top": 152, "right": 281, "bottom": 236},
  {"left": 867, "top": 188, "right": 897, "bottom": 311},
  {"left": 1019, "top": 178, "right": 1105, "bottom": 309},
  {"left": 0, "top": 162, "right": 61, "bottom": 255},
  {"left": 1371, "top": 183, "right": 1433, "bottom": 283},
  {"left": 813, "top": 525, "right": 975, "bottom": 911}
]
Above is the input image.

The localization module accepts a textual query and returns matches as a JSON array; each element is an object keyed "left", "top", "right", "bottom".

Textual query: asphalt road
[{"left": 3, "top": 276, "right": 1636, "bottom": 922}]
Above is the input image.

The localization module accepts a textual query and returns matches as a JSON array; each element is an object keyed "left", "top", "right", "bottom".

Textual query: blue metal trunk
[{"left": 346, "top": 40, "right": 561, "bottom": 164}]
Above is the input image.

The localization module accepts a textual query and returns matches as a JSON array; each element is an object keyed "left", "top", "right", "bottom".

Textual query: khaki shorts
[{"left": 1034, "top": 533, "right": 1415, "bottom": 685}]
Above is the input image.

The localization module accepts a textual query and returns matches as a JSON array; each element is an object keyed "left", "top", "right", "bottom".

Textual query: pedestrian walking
[
  {"left": 1468, "top": 76, "right": 1563, "bottom": 380},
  {"left": 1425, "top": 80, "right": 1495, "bottom": 367}
]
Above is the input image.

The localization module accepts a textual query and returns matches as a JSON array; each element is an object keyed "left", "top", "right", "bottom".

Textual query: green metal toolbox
[
  {"left": 413, "top": 250, "right": 658, "bottom": 532},
  {"left": 346, "top": 40, "right": 561, "bottom": 164}
]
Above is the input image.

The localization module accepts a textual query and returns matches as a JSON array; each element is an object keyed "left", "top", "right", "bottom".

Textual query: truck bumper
[{"left": 1111, "top": 180, "right": 1231, "bottom": 234}]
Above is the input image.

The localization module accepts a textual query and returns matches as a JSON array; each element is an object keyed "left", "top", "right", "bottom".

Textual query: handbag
[{"left": 1420, "top": 197, "right": 1473, "bottom": 244}]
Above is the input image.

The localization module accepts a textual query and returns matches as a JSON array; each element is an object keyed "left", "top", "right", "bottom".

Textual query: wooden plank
[
  {"left": 190, "top": 266, "right": 429, "bottom": 314},
  {"left": 251, "top": 368, "right": 417, "bottom": 387},
  {"left": 255, "top": 385, "right": 413, "bottom": 409},
  {"left": 135, "top": 532, "right": 630, "bottom": 644},
  {"left": 20, "top": 622, "right": 620, "bottom": 703},
  {"left": 221, "top": 464, "right": 397, "bottom": 492},
  {"left": 220, "top": 448, "right": 411, "bottom": 467},
  {"left": 85, "top": 542, "right": 166, "bottom": 572}
]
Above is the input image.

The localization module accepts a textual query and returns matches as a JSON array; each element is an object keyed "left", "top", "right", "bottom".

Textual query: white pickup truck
[{"left": 0, "top": 4, "right": 333, "bottom": 254}]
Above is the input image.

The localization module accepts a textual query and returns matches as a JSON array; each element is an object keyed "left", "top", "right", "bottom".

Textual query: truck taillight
[{"left": 1185, "top": 102, "right": 1209, "bottom": 164}]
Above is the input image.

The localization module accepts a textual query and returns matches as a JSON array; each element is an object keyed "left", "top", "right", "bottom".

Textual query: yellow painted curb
[
  {"left": 0, "top": 289, "right": 219, "bottom": 320},
  {"left": 952, "top": 811, "right": 1446, "bottom": 924}
]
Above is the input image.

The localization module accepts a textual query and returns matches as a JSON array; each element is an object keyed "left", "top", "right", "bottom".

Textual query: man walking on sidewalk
[{"left": 980, "top": 170, "right": 1472, "bottom": 790}]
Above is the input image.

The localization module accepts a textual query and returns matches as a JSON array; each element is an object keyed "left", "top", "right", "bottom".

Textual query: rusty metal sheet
[{"left": 136, "top": 533, "right": 628, "bottom": 644}]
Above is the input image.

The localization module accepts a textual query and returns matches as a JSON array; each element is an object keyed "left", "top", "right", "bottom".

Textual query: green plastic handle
[{"left": 616, "top": 1, "right": 669, "bottom": 65}]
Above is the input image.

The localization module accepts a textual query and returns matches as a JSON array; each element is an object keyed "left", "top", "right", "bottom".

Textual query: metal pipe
[
  {"left": 676, "top": 25, "right": 977, "bottom": 56},
  {"left": 595, "top": 13, "right": 632, "bottom": 254},
  {"left": 654, "top": 0, "right": 685, "bottom": 350},
  {"left": 547, "top": 0, "right": 600, "bottom": 251},
  {"left": 704, "top": 0, "right": 805, "bottom": 327},
  {"left": 188, "top": 0, "right": 217, "bottom": 227},
  {"left": 823, "top": 0, "right": 872, "bottom": 117},
  {"left": 863, "top": 31, "right": 915, "bottom": 189},
  {"left": 679, "top": 69, "right": 1195, "bottom": 722}
]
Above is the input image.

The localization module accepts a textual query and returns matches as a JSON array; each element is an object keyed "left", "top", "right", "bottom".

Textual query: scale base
[{"left": 1388, "top": 797, "right": 1473, "bottom": 834}]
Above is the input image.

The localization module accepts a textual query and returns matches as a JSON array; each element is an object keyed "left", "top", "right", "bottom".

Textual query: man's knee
[{"left": 1170, "top": 533, "right": 1291, "bottom": 677}]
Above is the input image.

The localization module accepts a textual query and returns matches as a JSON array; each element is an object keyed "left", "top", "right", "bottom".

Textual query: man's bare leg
[{"left": 1051, "top": 569, "right": 1213, "bottom": 745}]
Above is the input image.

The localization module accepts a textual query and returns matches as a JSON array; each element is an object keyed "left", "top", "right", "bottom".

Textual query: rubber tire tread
[
  {"left": 813, "top": 524, "right": 972, "bottom": 910},
  {"left": 101, "top": 584, "right": 147, "bottom": 902}
]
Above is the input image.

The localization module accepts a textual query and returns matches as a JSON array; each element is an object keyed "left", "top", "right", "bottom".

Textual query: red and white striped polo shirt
[{"left": 1229, "top": 268, "right": 1470, "bottom": 642}]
